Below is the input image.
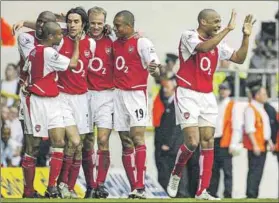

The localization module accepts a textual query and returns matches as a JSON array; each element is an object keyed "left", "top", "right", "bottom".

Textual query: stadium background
[{"left": 1, "top": 0, "right": 278, "bottom": 199}]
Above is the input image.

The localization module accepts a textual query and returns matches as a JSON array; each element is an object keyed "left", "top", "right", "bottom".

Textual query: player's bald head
[
  {"left": 38, "top": 11, "right": 56, "bottom": 22},
  {"left": 198, "top": 9, "right": 218, "bottom": 23},
  {"left": 42, "top": 22, "right": 61, "bottom": 39},
  {"left": 115, "top": 10, "right": 135, "bottom": 27}
]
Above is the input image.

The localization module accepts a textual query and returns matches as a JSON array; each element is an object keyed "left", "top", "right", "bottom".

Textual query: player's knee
[
  {"left": 71, "top": 136, "right": 81, "bottom": 148},
  {"left": 121, "top": 138, "right": 134, "bottom": 149},
  {"left": 52, "top": 139, "right": 65, "bottom": 148},
  {"left": 97, "top": 135, "right": 109, "bottom": 150}
]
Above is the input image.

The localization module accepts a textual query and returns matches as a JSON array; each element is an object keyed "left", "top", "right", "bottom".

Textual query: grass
[{"left": 1, "top": 198, "right": 278, "bottom": 203}]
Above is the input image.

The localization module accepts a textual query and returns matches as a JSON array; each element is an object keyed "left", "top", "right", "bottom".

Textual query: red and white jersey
[
  {"left": 57, "top": 35, "right": 96, "bottom": 94},
  {"left": 23, "top": 45, "right": 70, "bottom": 97},
  {"left": 113, "top": 35, "right": 159, "bottom": 90},
  {"left": 87, "top": 35, "right": 114, "bottom": 91},
  {"left": 17, "top": 31, "right": 40, "bottom": 84},
  {"left": 176, "top": 29, "right": 234, "bottom": 93}
]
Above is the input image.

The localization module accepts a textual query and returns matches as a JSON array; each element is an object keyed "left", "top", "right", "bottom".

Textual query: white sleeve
[
  {"left": 89, "top": 38, "right": 96, "bottom": 57},
  {"left": 180, "top": 30, "right": 202, "bottom": 55},
  {"left": 218, "top": 41, "right": 234, "bottom": 60},
  {"left": 137, "top": 38, "right": 160, "bottom": 69},
  {"left": 44, "top": 47, "right": 70, "bottom": 72},
  {"left": 244, "top": 107, "right": 256, "bottom": 134},
  {"left": 17, "top": 33, "right": 35, "bottom": 59}
]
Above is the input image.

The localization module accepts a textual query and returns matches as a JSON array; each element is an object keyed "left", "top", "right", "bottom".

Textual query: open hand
[
  {"left": 242, "top": 14, "right": 256, "bottom": 36},
  {"left": 227, "top": 9, "right": 237, "bottom": 31}
]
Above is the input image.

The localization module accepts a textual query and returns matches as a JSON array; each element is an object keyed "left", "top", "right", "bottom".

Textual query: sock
[
  {"left": 196, "top": 149, "right": 214, "bottom": 196},
  {"left": 172, "top": 144, "right": 193, "bottom": 177},
  {"left": 135, "top": 145, "right": 146, "bottom": 189},
  {"left": 57, "top": 155, "right": 73, "bottom": 185},
  {"left": 96, "top": 150, "right": 110, "bottom": 186},
  {"left": 68, "top": 159, "right": 82, "bottom": 190},
  {"left": 22, "top": 154, "right": 36, "bottom": 196},
  {"left": 82, "top": 149, "right": 96, "bottom": 189},
  {"left": 122, "top": 148, "right": 136, "bottom": 191},
  {"left": 48, "top": 149, "right": 64, "bottom": 187}
]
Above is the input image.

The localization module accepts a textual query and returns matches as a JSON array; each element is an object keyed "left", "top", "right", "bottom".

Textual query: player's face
[
  {"left": 89, "top": 13, "right": 105, "bottom": 38},
  {"left": 113, "top": 16, "right": 129, "bottom": 38},
  {"left": 67, "top": 13, "right": 83, "bottom": 38},
  {"left": 36, "top": 16, "right": 52, "bottom": 38},
  {"left": 52, "top": 28, "right": 64, "bottom": 46},
  {"left": 204, "top": 12, "right": 221, "bottom": 37}
]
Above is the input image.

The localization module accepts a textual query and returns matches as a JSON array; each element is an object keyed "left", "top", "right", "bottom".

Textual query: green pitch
[{"left": 2, "top": 198, "right": 279, "bottom": 202}]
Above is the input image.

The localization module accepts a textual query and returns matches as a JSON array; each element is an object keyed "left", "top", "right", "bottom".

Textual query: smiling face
[
  {"left": 88, "top": 12, "right": 105, "bottom": 38},
  {"left": 113, "top": 15, "right": 130, "bottom": 38}
]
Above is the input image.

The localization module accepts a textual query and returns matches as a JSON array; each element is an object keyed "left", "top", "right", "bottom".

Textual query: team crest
[
  {"left": 128, "top": 45, "right": 134, "bottom": 53},
  {"left": 35, "top": 124, "right": 41, "bottom": 132},
  {"left": 184, "top": 112, "right": 190, "bottom": 120},
  {"left": 210, "top": 49, "right": 215, "bottom": 55},
  {"left": 105, "top": 47, "right": 112, "bottom": 55},
  {"left": 84, "top": 50, "right": 90, "bottom": 58}
]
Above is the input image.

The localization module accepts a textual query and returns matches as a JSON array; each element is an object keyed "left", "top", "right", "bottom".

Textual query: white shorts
[
  {"left": 28, "top": 94, "right": 64, "bottom": 137},
  {"left": 88, "top": 90, "right": 114, "bottom": 131},
  {"left": 174, "top": 87, "right": 218, "bottom": 128},
  {"left": 114, "top": 89, "right": 148, "bottom": 131},
  {"left": 19, "top": 89, "right": 33, "bottom": 135},
  {"left": 58, "top": 92, "right": 90, "bottom": 134}
]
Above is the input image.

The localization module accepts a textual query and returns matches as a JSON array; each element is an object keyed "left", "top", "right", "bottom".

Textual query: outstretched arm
[{"left": 230, "top": 15, "right": 256, "bottom": 64}]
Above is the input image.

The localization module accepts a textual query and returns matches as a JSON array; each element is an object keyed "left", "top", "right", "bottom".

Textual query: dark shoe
[
  {"left": 45, "top": 186, "right": 60, "bottom": 198},
  {"left": 84, "top": 187, "right": 96, "bottom": 198},
  {"left": 95, "top": 184, "right": 109, "bottom": 198},
  {"left": 23, "top": 190, "right": 44, "bottom": 198}
]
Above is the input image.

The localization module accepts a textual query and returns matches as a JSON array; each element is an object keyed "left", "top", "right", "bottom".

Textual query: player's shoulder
[
  {"left": 44, "top": 47, "right": 59, "bottom": 59},
  {"left": 181, "top": 29, "right": 198, "bottom": 37},
  {"left": 18, "top": 31, "right": 35, "bottom": 45},
  {"left": 137, "top": 37, "right": 153, "bottom": 46}
]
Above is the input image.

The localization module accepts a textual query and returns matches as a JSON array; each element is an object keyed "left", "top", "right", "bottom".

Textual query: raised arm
[{"left": 230, "top": 15, "right": 256, "bottom": 64}]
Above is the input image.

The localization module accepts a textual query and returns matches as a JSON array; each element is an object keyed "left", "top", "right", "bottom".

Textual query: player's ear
[{"left": 201, "top": 19, "right": 207, "bottom": 26}]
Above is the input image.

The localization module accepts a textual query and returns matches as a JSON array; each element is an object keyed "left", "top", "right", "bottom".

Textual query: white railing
[{"left": 216, "top": 68, "right": 278, "bottom": 100}]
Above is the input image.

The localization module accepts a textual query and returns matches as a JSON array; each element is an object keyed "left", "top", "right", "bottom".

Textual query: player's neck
[
  {"left": 197, "top": 27, "right": 210, "bottom": 39},
  {"left": 122, "top": 31, "right": 136, "bottom": 40},
  {"left": 41, "top": 40, "right": 53, "bottom": 47}
]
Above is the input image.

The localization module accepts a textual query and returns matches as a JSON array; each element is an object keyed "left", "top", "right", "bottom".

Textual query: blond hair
[{"left": 87, "top": 6, "right": 107, "bottom": 22}]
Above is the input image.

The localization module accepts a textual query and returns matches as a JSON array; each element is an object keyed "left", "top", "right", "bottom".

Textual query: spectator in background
[
  {"left": 243, "top": 86, "right": 273, "bottom": 198},
  {"left": 209, "top": 81, "right": 242, "bottom": 198},
  {"left": 0, "top": 63, "right": 20, "bottom": 107},
  {"left": 1, "top": 125, "right": 13, "bottom": 167}
]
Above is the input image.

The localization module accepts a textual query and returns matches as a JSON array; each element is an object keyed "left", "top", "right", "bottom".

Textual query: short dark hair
[
  {"left": 66, "top": 7, "right": 88, "bottom": 32},
  {"left": 197, "top": 9, "right": 217, "bottom": 23},
  {"left": 115, "top": 10, "right": 135, "bottom": 27},
  {"left": 42, "top": 22, "right": 61, "bottom": 40},
  {"left": 250, "top": 85, "right": 263, "bottom": 98}
]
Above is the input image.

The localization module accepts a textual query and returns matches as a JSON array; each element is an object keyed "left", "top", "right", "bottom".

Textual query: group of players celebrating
[{"left": 13, "top": 5, "right": 255, "bottom": 200}]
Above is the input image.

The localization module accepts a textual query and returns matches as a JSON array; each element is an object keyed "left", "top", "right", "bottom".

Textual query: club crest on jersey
[
  {"left": 84, "top": 50, "right": 90, "bottom": 58},
  {"left": 128, "top": 46, "right": 134, "bottom": 53},
  {"left": 35, "top": 124, "right": 41, "bottom": 132},
  {"left": 184, "top": 112, "right": 190, "bottom": 120},
  {"left": 105, "top": 47, "right": 112, "bottom": 55}
]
